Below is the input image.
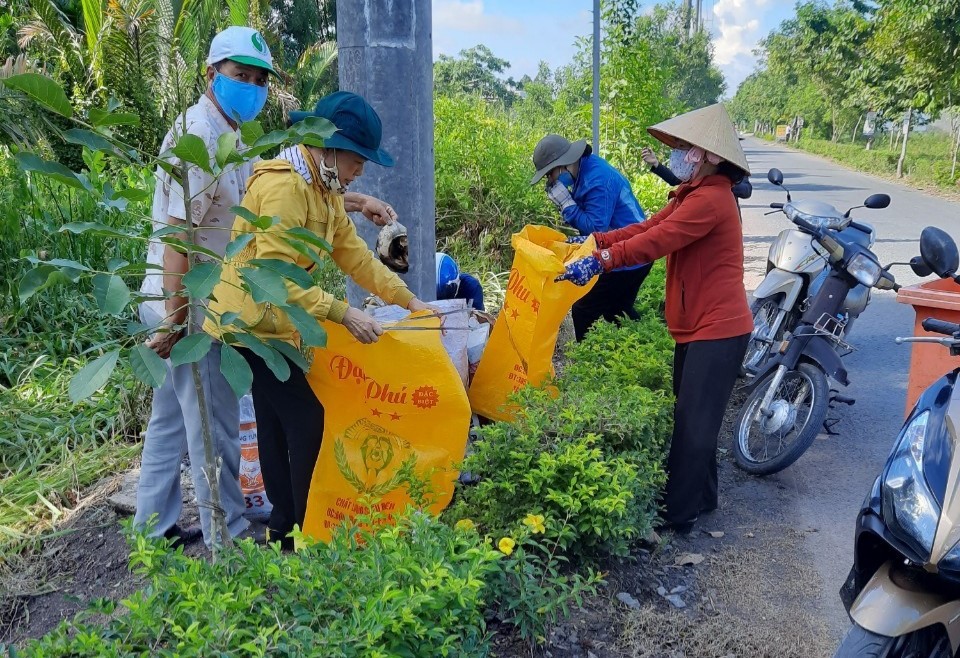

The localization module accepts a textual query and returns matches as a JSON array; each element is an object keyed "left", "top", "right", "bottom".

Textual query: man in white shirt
[{"left": 135, "top": 26, "right": 279, "bottom": 547}]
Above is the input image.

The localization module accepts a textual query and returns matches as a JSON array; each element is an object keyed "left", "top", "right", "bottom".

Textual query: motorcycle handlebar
[
  {"left": 769, "top": 202, "right": 784, "bottom": 209},
  {"left": 849, "top": 220, "right": 872, "bottom": 233},
  {"left": 922, "top": 318, "right": 960, "bottom": 336}
]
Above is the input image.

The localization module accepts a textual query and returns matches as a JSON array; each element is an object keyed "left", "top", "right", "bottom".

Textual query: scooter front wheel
[
  {"left": 741, "top": 295, "right": 786, "bottom": 377},
  {"left": 733, "top": 362, "right": 829, "bottom": 475},
  {"left": 833, "top": 623, "right": 951, "bottom": 658}
]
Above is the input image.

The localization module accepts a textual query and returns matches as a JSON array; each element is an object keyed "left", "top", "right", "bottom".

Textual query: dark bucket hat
[
  {"left": 289, "top": 91, "right": 394, "bottom": 167},
  {"left": 530, "top": 134, "right": 589, "bottom": 185}
]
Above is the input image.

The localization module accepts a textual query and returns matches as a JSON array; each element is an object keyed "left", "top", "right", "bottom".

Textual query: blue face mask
[
  {"left": 557, "top": 170, "right": 575, "bottom": 189},
  {"left": 211, "top": 73, "right": 268, "bottom": 123}
]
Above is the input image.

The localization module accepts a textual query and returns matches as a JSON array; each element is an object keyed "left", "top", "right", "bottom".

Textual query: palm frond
[{"left": 296, "top": 40, "right": 337, "bottom": 106}]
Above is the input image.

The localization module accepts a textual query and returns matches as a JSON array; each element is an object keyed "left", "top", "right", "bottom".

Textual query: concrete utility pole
[
  {"left": 337, "top": 0, "right": 436, "bottom": 305},
  {"left": 592, "top": 0, "right": 600, "bottom": 154}
]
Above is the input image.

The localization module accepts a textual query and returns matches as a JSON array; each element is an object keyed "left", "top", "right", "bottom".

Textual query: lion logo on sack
[{"left": 335, "top": 418, "right": 415, "bottom": 496}]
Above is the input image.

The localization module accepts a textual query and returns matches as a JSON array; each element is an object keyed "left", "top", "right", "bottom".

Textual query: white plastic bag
[{"left": 369, "top": 299, "right": 471, "bottom": 387}]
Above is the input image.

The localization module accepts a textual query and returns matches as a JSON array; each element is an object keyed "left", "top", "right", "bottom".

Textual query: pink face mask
[{"left": 670, "top": 146, "right": 723, "bottom": 182}]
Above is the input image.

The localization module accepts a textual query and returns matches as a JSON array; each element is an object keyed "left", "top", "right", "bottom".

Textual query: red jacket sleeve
[
  {"left": 595, "top": 188, "right": 720, "bottom": 270},
  {"left": 594, "top": 198, "right": 675, "bottom": 248}
]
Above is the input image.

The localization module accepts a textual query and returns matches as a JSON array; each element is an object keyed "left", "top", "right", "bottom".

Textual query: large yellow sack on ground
[
  {"left": 303, "top": 314, "right": 471, "bottom": 543},
  {"left": 468, "top": 225, "right": 597, "bottom": 421}
]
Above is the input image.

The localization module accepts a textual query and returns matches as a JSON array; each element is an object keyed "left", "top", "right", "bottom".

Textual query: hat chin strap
[{"left": 317, "top": 149, "right": 345, "bottom": 194}]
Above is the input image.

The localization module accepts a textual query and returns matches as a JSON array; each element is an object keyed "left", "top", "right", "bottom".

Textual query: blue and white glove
[
  {"left": 555, "top": 255, "right": 603, "bottom": 286},
  {"left": 546, "top": 180, "right": 576, "bottom": 213},
  {"left": 565, "top": 234, "right": 589, "bottom": 244}
]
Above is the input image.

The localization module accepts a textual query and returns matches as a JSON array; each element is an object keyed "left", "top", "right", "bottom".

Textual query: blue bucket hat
[{"left": 289, "top": 91, "right": 394, "bottom": 167}]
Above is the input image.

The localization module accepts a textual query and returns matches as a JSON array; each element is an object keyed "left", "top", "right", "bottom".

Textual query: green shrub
[
  {"left": 481, "top": 514, "right": 601, "bottom": 647},
  {"left": 434, "top": 94, "right": 556, "bottom": 271},
  {"left": 19, "top": 513, "right": 501, "bottom": 658},
  {"left": 17, "top": 509, "right": 599, "bottom": 657},
  {"left": 450, "top": 414, "right": 643, "bottom": 556},
  {"left": 449, "top": 307, "right": 674, "bottom": 557},
  {"left": 0, "top": 148, "right": 151, "bottom": 306}
]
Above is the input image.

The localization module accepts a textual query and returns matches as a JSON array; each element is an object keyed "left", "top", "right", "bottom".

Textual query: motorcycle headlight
[
  {"left": 785, "top": 207, "right": 846, "bottom": 231},
  {"left": 785, "top": 206, "right": 819, "bottom": 226},
  {"left": 846, "top": 253, "right": 882, "bottom": 287},
  {"left": 882, "top": 411, "right": 938, "bottom": 559}
]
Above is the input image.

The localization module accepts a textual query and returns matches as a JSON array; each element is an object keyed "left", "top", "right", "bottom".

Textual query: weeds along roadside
[{"left": 0, "top": 149, "right": 149, "bottom": 560}]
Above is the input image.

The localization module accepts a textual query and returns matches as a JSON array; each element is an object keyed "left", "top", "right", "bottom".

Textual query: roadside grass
[{"left": 763, "top": 132, "right": 960, "bottom": 193}]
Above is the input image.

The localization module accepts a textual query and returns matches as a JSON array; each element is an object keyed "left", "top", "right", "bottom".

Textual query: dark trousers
[
  {"left": 572, "top": 265, "right": 651, "bottom": 341},
  {"left": 241, "top": 349, "right": 325, "bottom": 540},
  {"left": 662, "top": 333, "right": 750, "bottom": 525}
]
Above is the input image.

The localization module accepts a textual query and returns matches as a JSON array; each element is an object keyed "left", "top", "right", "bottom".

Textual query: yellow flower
[
  {"left": 523, "top": 514, "right": 546, "bottom": 535},
  {"left": 455, "top": 519, "right": 476, "bottom": 532},
  {"left": 498, "top": 537, "right": 516, "bottom": 556}
]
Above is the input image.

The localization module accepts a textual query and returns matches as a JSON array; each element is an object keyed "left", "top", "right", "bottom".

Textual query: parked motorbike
[
  {"left": 742, "top": 172, "right": 884, "bottom": 376},
  {"left": 732, "top": 168, "right": 917, "bottom": 475},
  {"left": 834, "top": 227, "right": 960, "bottom": 658}
]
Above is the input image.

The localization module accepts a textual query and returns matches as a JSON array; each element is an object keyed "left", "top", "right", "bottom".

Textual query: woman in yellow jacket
[{"left": 204, "top": 92, "right": 432, "bottom": 548}]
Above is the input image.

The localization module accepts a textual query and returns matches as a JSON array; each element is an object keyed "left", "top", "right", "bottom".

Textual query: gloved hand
[
  {"left": 555, "top": 255, "right": 603, "bottom": 286},
  {"left": 545, "top": 180, "right": 575, "bottom": 213},
  {"left": 565, "top": 235, "right": 589, "bottom": 244}
]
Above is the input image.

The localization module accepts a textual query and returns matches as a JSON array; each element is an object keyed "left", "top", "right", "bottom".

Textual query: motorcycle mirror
[
  {"left": 864, "top": 194, "right": 891, "bottom": 209},
  {"left": 767, "top": 168, "right": 784, "bottom": 186},
  {"left": 920, "top": 226, "right": 960, "bottom": 278},
  {"left": 909, "top": 256, "right": 934, "bottom": 278}
]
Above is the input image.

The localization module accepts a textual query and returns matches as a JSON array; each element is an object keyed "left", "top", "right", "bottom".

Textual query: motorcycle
[
  {"left": 732, "top": 168, "right": 920, "bottom": 476},
  {"left": 834, "top": 227, "right": 960, "bottom": 658},
  {"left": 742, "top": 171, "right": 885, "bottom": 377}
]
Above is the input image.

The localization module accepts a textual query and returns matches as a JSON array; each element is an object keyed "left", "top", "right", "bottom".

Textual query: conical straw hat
[{"left": 648, "top": 103, "right": 750, "bottom": 176}]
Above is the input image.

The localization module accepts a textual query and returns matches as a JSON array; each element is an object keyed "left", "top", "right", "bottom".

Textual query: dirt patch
[
  {"left": 617, "top": 527, "right": 833, "bottom": 658},
  {"left": 0, "top": 505, "right": 142, "bottom": 644},
  {"left": 0, "top": 469, "right": 204, "bottom": 647}
]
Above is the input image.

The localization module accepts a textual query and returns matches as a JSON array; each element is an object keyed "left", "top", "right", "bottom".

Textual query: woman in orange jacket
[{"left": 559, "top": 103, "right": 753, "bottom": 534}]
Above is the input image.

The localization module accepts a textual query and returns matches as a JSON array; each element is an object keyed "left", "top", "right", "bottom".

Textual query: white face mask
[
  {"left": 316, "top": 149, "right": 345, "bottom": 194},
  {"left": 668, "top": 148, "right": 698, "bottom": 182}
]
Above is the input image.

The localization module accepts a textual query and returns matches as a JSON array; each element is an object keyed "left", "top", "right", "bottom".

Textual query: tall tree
[
  {"left": 433, "top": 45, "right": 518, "bottom": 106},
  {"left": 608, "top": 2, "right": 726, "bottom": 111}
]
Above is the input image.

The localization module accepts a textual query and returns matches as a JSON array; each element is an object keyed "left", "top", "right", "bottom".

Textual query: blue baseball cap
[{"left": 288, "top": 92, "right": 394, "bottom": 167}]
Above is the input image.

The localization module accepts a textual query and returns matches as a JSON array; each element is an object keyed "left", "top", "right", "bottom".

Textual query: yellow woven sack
[
  {"left": 468, "top": 225, "right": 597, "bottom": 421},
  {"left": 302, "top": 313, "right": 471, "bottom": 542}
]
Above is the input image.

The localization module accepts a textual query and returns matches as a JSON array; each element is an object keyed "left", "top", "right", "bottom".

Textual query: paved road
[{"left": 736, "top": 137, "right": 960, "bottom": 642}]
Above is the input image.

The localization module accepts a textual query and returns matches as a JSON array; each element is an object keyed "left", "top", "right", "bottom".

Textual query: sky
[{"left": 432, "top": 0, "right": 797, "bottom": 97}]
